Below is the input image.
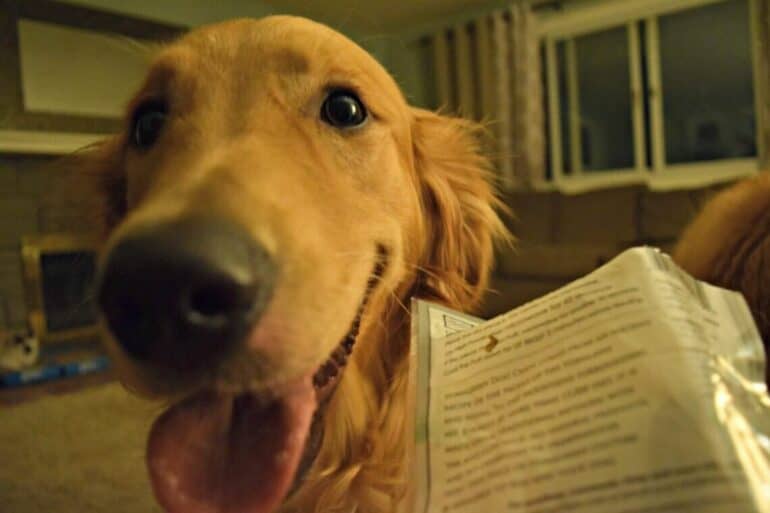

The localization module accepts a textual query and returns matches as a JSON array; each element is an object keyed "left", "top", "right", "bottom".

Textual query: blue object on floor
[{"left": 0, "top": 356, "right": 110, "bottom": 387}]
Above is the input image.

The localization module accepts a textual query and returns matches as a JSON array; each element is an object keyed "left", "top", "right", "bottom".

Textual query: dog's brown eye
[
  {"left": 131, "top": 101, "right": 167, "bottom": 149},
  {"left": 321, "top": 91, "right": 367, "bottom": 128}
]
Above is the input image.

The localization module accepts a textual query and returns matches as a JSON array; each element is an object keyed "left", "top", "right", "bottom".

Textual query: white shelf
[{"left": 0, "top": 130, "right": 104, "bottom": 155}]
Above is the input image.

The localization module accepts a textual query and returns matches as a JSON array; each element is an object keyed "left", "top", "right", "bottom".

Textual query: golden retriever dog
[
  {"left": 78, "top": 15, "right": 508, "bottom": 513},
  {"left": 674, "top": 173, "right": 770, "bottom": 384}
]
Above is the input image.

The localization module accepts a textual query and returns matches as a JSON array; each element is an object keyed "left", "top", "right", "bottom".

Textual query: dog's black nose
[{"left": 96, "top": 217, "right": 275, "bottom": 370}]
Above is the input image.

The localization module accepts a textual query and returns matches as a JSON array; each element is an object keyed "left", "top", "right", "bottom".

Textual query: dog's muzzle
[
  {"left": 96, "top": 216, "right": 275, "bottom": 371},
  {"left": 95, "top": 216, "right": 385, "bottom": 513}
]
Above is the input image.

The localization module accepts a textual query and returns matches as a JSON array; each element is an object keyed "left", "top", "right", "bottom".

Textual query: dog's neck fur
[
  {"left": 280, "top": 284, "right": 417, "bottom": 513},
  {"left": 280, "top": 262, "right": 480, "bottom": 513}
]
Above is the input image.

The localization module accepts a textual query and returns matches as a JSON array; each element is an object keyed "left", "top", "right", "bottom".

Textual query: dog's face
[
  {"left": 88, "top": 15, "right": 503, "bottom": 513},
  {"left": 104, "top": 16, "right": 419, "bottom": 386}
]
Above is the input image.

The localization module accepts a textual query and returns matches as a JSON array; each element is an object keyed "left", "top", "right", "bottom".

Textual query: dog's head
[
  {"left": 83, "top": 16, "right": 506, "bottom": 513},
  {"left": 674, "top": 174, "right": 770, "bottom": 384}
]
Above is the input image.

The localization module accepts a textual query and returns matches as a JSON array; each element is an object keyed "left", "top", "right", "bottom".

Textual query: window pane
[
  {"left": 575, "top": 26, "right": 635, "bottom": 171},
  {"left": 659, "top": 0, "right": 755, "bottom": 165}
]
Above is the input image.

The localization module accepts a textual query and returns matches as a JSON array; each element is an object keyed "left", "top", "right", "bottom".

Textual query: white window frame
[{"left": 537, "top": 0, "right": 761, "bottom": 194}]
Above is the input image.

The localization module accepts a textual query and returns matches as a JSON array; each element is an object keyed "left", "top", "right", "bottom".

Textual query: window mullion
[
  {"left": 565, "top": 38, "right": 583, "bottom": 175},
  {"left": 644, "top": 16, "right": 666, "bottom": 173},
  {"left": 545, "top": 37, "right": 564, "bottom": 182},
  {"left": 628, "top": 22, "right": 647, "bottom": 173}
]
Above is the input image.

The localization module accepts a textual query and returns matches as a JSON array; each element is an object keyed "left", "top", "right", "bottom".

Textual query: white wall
[
  {"left": 51, "top": 1, "right": 524, "bottom": 108},
  {"left": 17, "top": 19, "right": 152, "bottom": 118},
  {"left": 38, "top": 0, "right": 406, "bottom": 117},
  {"left": 56, "top": 0, "right": 399, "bottom": 74}
]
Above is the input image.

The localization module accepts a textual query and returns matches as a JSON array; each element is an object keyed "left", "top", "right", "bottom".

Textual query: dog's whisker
[{"left": 387, "top": 291, "right": 411, "bottom": 318}]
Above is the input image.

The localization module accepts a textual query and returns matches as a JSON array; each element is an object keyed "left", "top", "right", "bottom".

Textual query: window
[
  {"left": 657, "top": 0, "right": 756, "bottom": 165},
  {"left": 540, "top": 0, "right": 760, "bottom": 192},
  {"left": 559, "top": 26, "right": 637, "bottom": 173}
]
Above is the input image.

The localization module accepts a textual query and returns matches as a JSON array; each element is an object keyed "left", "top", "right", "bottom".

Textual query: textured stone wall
[{"left": 0, "top": 154, "right": 97, "bottom": 328}]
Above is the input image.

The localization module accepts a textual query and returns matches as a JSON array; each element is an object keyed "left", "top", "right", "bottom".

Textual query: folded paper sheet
[{"left": 409, "top": 247, "right": 770, "bottom": 513}]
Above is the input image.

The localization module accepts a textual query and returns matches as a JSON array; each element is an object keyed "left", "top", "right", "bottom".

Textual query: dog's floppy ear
[
  {"left": 411, "top": 107, "right": 511, "bottom": 311},
  {"left": 37, "top": 136, "right": 125, "bottom": 245},
  {"left": 65, "top": 136, "right": 127, "bottom": 239}
]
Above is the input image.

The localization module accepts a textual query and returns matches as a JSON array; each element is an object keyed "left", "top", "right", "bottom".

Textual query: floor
[
  {"left": 0, "top": 369, "right": 116, "bottom": 407},
  {"left": 1, "top": 379, "right": 162, "bottom": 513},
  {"left": 1, "top": 339, "right": 161, "bottom": 513}
]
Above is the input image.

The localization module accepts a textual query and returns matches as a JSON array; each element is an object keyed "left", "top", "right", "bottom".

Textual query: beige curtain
[
  {"left": 755, "top": 0, "right": 770, "bottom": 170},
  {"left": 429, "top": 2, "right": 546, "bottom": 189}
]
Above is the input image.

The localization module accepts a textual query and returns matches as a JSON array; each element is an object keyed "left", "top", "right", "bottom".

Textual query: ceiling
[
  {"left": 260, "top": 0, "right": 512, "bottom": 34},
  {"left": 60, "top": 0, "right": 518, "bottom": 35}
]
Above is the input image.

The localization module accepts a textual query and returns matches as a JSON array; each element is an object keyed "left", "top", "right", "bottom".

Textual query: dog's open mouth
[
  {"left": 147, "top": 376, "right": 316, "bottom": 513},
  {"left": 145, "top": 253, "right": 386, "bottom": 513}
]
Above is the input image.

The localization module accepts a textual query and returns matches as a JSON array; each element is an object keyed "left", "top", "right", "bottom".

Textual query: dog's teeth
[
  {"left": 343, "top": 336, "right": 356, "bottom": 352},
  {"left": 313, "top": 372, "right": 328, "bottom": 388},
  {"left": 323, "top": 361, "right": 338, "bottom": 378},
  {"left": 332, "top": 350, "right": 347, "bottom": 366}
]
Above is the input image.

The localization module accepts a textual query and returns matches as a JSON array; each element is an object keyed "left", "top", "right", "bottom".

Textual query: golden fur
[
  {"left": 76, "top": 16, "right": 509, "bottom": 513},
  {"left": 674, "top": 173, "right": 770, "bottom": 383}
]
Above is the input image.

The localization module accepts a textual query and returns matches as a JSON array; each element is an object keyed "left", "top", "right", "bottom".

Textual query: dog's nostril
[
  {"left": 120, "top": 297, "right": 145, "bottom": 325},
  {"left": 96, "top": 216, "right": 275, "bottom": 369},
  {"left": 186, "top": 282, "right": 246, "bottom": 322}
]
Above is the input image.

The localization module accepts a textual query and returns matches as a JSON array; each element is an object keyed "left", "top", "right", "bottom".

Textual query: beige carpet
[{"left": 1, "top": 383, "right": 163, "bottom": 512}]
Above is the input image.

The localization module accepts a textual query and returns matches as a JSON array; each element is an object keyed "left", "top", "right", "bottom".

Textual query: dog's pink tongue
[{"left": 147, "top": 377, "right": 316, "bottom": 513}]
